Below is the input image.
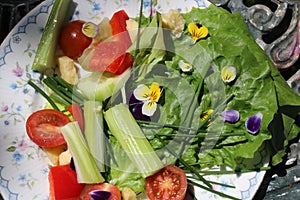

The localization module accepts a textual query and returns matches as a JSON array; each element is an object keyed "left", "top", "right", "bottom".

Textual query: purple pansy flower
[
  {"left": 89, "top": 190, "right": 111, "bottom": 200},
  {"left": 245, "top": 112, "right": 263, "bottom": 135},
  {"left": 220, "top": 110, "right": 239, "bottom": 123}
]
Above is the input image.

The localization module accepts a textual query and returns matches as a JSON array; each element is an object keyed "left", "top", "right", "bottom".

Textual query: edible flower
[
  {"left": 200, "top": 109, "right": 213, "bottom": 121},
  {"left": 82, "top": 22, "right": 99, "bottom": 38},
  {"left": 188, "top": 22, "right": 209, "bottom": 42},
  {"left": 133, "top": 82, "right": 162, "bottom": 116},
  {"left": 220, "top": 110, "right": 239, "bottom": 123},
  {"left": 221, "top": 65, "right": 236, "bottom": 83},
  {"left": 89, "top": 190, "right": 111, "bottom": 200},
  {"left": 245, "top": 112, "right": 263, "bottom": 135},
  {"left": 178, "top": 60, "right": 192, "bottom": 72}
]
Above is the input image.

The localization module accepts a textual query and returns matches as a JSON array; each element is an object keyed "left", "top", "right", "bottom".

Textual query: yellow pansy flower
[
  {"left": 133, "top": 82, "right": 161, "bottom": 116},
  {"left": 188, "top": 22, "right": 209, "bottom": 42},
  {"left": 82, "top": 22, "right": 99, "bottom": 38},
  {"left": 221, "top": 66, "right": 237, "bottom": 83}
]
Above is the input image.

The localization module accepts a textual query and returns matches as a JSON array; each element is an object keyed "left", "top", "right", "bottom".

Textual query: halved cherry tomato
[
  {"left": 67, "top": 103, "right": 84, "bottom": 133},
  {"left": 88, "top": 41, "right": 133, "bottom": 75},
  {"left": 49, "top": 164, "right": 86, "bottom": 200},
  {"left": 26, "top": 109, "right": 70, "bottom": 148},
  {"left": 80, "top": 183, "right": 121, "bottom": 200},
  {"left": 146, "top": 165, "right": 188, "bottom": 200},
  {"left": 59, "top": 20, "right": 92, "bottom": 59}
]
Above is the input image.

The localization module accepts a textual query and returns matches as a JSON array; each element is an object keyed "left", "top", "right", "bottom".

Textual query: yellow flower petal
[
  {"left": 142, "top": 100, "right": 157, "bottom": 116},
  {"left": 149, "top": 82, "right": 161, "bottom": 102},
  {"left": 82, "top": 22, "right": 99, "bottom": 38},
  {"left": 188, "top": 22, "right": 209, "bottom": 41},
  {"left": 178, "top": 60, "right": 192, "bottom": 72},
  {"left": 133, "top": 84, "right": 150, "bottom": 101},
  {"left": 200, "top": 109, "right": 213, "bottom": 121},
  {"left": 221, "top": 66, "right": 237, "bottom": 83}
]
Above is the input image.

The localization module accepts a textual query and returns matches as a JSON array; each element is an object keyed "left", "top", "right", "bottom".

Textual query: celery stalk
[
  {"left": 32, "top": 0, "right": 71, "bottom": 73},
  {"left": 61, "top": 122, "right": 105, "bottom": 183},
  {"left": 84, "top": 100, "right": 105, "bottom": 172},
  {"left": 104, "top": 103, "right": 163, "bottom": 178}
]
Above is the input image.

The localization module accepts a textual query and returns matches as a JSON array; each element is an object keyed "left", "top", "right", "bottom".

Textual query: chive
[
  {"left": 27, "top": 80, "right": 59, "bottom": 110},
  {"left": 133, "top": 0, "right": 144, "bottom": 60},
  {"left": 155, "top": 135, "right": 212, "bottom": 188},
  {"left": 187, "top": 179, "right": 240, "bottom": 200}
]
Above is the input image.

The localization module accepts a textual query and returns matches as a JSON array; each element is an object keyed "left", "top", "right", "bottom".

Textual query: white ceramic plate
[{"left": 0, "top": 0, "right": 266, "bottom": 199}]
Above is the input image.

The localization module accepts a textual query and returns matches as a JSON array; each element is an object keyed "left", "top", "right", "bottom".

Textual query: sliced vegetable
[
  {"left": 84, "top": 101, "right": 105, "bottom": 172},
  {"left": 80, "top": 183, "right": 121, "bottom": 200},
  {"left": 104, "top": 103, "right": 164, "bottom": 178},
  {"left": 88, "top": 41, "right": 133, "bottom": 75},
  {"left": 76, "top": 69, "right": 130, "bottom": 102},
  {"left": 145, "top": 165, "right": 188, "bottom": 200},
  {"left": 26, "top": 109, "right": 70, "bottom": 148},
  {"left": 68, "top": 103, "right": 85, "bottom": 133},
  {"left": 109, "top": 10, "right": 132, "bottom": 48},
  {"left": 31, "top": 0, "right": 71, "bottom": 73},
  {"left": 59, "top": 20, "right": 93, "bottom": 59},
  {"left": 48, "top": 164, "right": 86, "bottom": 200},
  {"left": 61, "top": 122, "right": 105, "bottom": 183}
]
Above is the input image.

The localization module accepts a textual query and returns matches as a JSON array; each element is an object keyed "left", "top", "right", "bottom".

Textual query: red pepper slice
[{"left": 67, "top": 103, "right": 84, "bottom": 133}]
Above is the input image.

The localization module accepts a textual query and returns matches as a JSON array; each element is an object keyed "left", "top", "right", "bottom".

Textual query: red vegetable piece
[
  {"left": 26, "top": 109, "right": 70, "bottom": 148},
  {"left": 48, "top": 164, "right": 86, "bottom": 200},
  {"left": 146, "top": 165, "right": 188, "bottom": 200},
  {"left": 109, "top": 10, "right": 132, "bottom": 48},
  {"left": 88, "top": 41, "right": 133, "bottom": 75},
  {"left": 67, "top": 103, "right": 84, "bottom": 133}
]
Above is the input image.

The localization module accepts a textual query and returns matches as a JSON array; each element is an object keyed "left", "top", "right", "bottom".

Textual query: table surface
[{"left": 0, "top": 0, "right": 300, "bottom": 200}]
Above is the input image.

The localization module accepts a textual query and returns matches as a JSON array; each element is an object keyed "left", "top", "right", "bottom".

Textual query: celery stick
[
  {"left": 61, "top": 122, "right": 105, "bottom": 183},
  {"left": 84, "top": 100, "right": 105, "bottom": 172},
  {"left": 32, "top": 0, "right": 71, "bottom": 73},
  {"left": 104, "top": 103, "right": 163, "bottom": 178}
]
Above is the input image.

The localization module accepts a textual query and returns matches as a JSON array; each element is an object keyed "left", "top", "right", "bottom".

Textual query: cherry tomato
[
  {"left": 59, "top": 20, "right": 92, "bottom": 59},
  {"left": 26, "top": 109, "right": 70, "bottom": 148},
  {"left": 80, "top": 183, "right": 121, "bottom": 200},
  {"left": 146, "top": 165, "right": 188, "bottom": 200}
]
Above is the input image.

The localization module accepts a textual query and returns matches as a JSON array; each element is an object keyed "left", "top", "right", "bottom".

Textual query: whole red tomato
[{"left": 59, "top": 20, "right": 92, "bottom": 59}]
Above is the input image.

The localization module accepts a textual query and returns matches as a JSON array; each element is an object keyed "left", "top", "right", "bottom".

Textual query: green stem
[{"left": 27, "top": 80, "right": 59, "bottom": 110}]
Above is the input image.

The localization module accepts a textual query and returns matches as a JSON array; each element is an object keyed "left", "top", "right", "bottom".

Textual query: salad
[{"left": 23, "top": 0, "right": 300, "bottom": 199}]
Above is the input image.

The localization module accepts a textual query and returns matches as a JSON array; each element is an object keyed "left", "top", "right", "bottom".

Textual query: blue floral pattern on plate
[{"left": 0, "top": 0, "right": 265, "bottom": 199}]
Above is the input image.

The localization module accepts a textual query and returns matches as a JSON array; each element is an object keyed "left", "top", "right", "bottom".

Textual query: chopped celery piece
[
  {"left": 76, "top": 69, "right": 130, "bottom": 101},
  {"left": 104, "top": 103, "right": 163, "bottom": 178},
  {"left": 84, "top": 100, "right": 105, "bottom": 172},
  {"left": 61, "top": 122, "right": 105, "bottom": 183},
  {"left": 32, "top": 0, "right": 71, "bottom": 73}
]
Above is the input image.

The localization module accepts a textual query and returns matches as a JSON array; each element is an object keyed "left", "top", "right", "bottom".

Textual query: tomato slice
[
  {"left": 49, "top": 164, "right": 86, "bottom": 200},
  {"left": 80, "top": 183, "right": 121, "bottom": 200},
  {"left": 67, "top": 103, "right": 84, "bottom": 133},
  {"left": 26, "top": 109, "right": 70, "bottom": 148},
  {"left": 146, "top": 165, "right": 188, "bottom": 200},
  {"left": 88, "top": 41, "right": 133, "bottom": 74}
]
